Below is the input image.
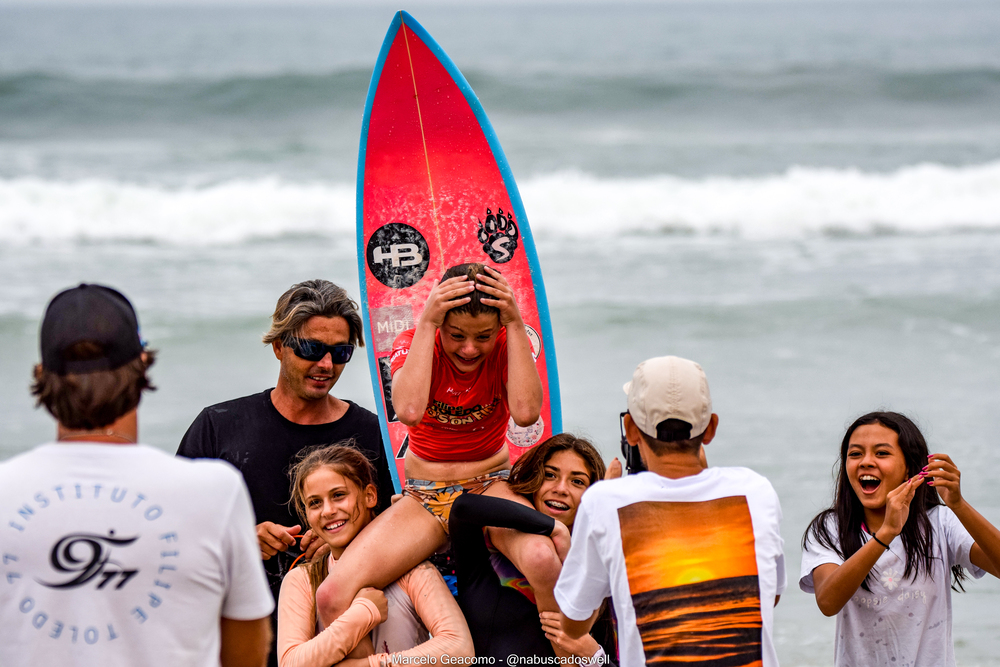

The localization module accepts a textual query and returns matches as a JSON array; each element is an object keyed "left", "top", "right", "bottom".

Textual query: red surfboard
[{"left": 357, "top": 11, "right": 561, "bottom": 491}]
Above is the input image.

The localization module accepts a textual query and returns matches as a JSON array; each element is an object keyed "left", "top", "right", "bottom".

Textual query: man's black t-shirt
[
  {"left": 176, "top": 388, "right": 394, "bottom": 651},
  {"left": 177, "top": 389, "right": 393, "bottom": 523}
]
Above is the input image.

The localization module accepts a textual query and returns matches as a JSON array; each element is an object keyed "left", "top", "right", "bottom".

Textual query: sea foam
[{"left": 2, "top": 161, "right": 999, "bottom": 246}]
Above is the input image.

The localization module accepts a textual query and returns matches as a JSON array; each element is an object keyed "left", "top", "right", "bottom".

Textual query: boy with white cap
[{"left": 554, "top": 355, "right": 786, "bottom": 666}]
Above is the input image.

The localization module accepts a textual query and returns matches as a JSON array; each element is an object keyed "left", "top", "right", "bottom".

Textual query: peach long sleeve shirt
[{"left": 278, "top": 558, "right": 473, "bottom": 667}]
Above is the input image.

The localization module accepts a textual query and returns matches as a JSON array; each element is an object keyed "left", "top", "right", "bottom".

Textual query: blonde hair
[{"left": 287, "top": 442, "right": 378, "bottom": 602}]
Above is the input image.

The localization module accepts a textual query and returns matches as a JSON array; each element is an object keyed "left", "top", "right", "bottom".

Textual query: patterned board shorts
[{"left": 403, "top": 469, "right": 510, "bottom": 534}]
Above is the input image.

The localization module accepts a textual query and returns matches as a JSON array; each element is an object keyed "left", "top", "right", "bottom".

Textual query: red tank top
[{"left": 389, "top": 327, "right": 509, "bottom": 463}]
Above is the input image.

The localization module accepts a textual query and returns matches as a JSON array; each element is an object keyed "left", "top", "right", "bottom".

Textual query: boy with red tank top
[{"left": 313, "top": 264, "right": 562, "bottom": 649}]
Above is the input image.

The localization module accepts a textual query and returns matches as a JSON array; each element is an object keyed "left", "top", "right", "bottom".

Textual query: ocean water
[{"left": 2, "top": 3, "right": 1000, "bottom": 664}]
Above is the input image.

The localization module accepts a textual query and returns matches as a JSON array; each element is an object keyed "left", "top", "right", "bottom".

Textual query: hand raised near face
[
  {"left": 924, "top": 453, "right": 963, "bottom": 508},
  {"left": 880, "top": 474, "right": 925, "bottom": 541},
  {"left": 476, "top": 266, "right": 523, "bottom": 326},
  {"left": 418, "top": 276, "right": 475, "bottom": 329}
]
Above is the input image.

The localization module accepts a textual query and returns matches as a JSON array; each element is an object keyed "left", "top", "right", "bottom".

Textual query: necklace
[{"left": 58, "top": 429, "right": 136, "bottom": 444}]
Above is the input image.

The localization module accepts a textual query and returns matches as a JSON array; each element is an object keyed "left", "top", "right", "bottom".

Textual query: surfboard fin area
[{"left": 356, "top": 11, "right": 561, "bottom": 491}]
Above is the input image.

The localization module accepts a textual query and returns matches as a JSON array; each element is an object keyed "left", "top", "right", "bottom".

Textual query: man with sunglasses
[{"left": 177, "top": 279, "right": 393, "bottom": 667}]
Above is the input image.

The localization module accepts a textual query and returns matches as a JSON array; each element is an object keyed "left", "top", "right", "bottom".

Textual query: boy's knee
[
  {"left": 315, "top": 572, "right": 353, "bottom": 626},
  {"left": 518, "top": 536, "right": 562, "bottom": 588}
]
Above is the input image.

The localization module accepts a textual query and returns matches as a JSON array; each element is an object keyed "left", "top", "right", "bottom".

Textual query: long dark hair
[
  {"left": 508, "top": 433, "right": 607, "bottom": 501},
  {"left": 802, "top": 411, "right": 966, "bottom": 592}
]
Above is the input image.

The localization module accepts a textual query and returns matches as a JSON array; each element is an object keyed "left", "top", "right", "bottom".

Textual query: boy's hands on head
[
  {"left": 419, "top": 276, "right": 475, "bottom": 329},
  {"left": 476, "top": 266, "right": 523, "bottom": 326}
]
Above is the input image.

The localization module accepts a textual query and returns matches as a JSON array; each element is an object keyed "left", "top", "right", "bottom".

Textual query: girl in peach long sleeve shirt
[{"left": 278, "top": 443, "right": 473, "bottom": 667}]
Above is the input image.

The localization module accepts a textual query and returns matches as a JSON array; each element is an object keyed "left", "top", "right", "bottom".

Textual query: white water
[{"left": 4, "top": 161, "right": 1000, "bottom": 246}]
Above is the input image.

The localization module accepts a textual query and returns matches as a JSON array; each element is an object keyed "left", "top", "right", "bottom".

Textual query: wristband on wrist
[
  {"left": 582, "top": 646, "right": 607, "bottom": 667},
  {"left": 871, "top": 533, "right": 890, "bottom": 550}
]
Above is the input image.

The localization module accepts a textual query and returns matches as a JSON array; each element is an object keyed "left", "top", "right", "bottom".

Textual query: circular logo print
[
  {"left": 523, "top": 324, "right": 541, "bottom": 360},
  {"left": 507, "top": 415, "right": 545, "bottom": 449},
  {"left": 366, "top": 223, "right": 430, "bottom": 289}
]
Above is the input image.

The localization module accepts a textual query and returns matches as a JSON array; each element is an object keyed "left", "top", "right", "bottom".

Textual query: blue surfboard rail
[{"left": 357, "top": 12, "right": 405, "bottom": 493}]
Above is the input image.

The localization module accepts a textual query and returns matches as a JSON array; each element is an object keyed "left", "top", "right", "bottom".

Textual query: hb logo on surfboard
[
  {"left": 477, "top": 207, "right": 519, "bottom": 264},
  {"left": 367, "top": 223, "right": 430, "bottom": 289}
]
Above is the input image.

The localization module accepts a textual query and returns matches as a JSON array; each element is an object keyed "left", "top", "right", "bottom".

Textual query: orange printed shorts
[{"left": 403, "top": 469, "right": 510, "bottom": 534}]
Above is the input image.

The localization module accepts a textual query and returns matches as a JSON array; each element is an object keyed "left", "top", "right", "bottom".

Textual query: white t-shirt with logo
[
  {"left": 554, "top": 467, "right": 786, "bottom": 667},
  {"left": 799, "top": 505, "right": 985, "bottom": 667},
  {"left": 0, "top": 443, "right": 274, "bottom": 667}
]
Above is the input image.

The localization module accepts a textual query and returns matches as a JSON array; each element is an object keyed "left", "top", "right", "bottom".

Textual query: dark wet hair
[
  {"left": 508, "top": 433, "right": 606, "bottom": 507},
  {"left": 802, "top": 411, "right": 966, "bottom": 593},
  {"left": 637, "top": 418, "right": 705, "bottom": 456},
  {"left": 441, "top": 263, "right": 499, "bottom": 322}
]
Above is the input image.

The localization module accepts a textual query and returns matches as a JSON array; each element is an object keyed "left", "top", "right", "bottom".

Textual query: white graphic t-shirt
[
  {"left": 554, "top": 467, "right": 786, "bottom": 667},
  {"left": 800, "top": 505, "right": 985, "bottom": 667},
  {"left": 0, "top": 443, "right": 274, "bottom": 667}
]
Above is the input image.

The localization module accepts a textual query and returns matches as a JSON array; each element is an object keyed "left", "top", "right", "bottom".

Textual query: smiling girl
[
  {"left": 277, "top": 443, "right": 472, "bottom": 667},
  {"left": 314, "top": 263, "right": 555, "bottom": 631},
  {"left": 800, "top": 412, "right": 1000, "bottom": 666},
  {"left": 449, "top": 434, "right": 617, "bottom": 662}
]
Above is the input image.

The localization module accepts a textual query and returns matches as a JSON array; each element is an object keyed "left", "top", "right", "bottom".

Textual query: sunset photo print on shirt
[{"left": 618, "top": 496, "right": 762, "bottom": 666}]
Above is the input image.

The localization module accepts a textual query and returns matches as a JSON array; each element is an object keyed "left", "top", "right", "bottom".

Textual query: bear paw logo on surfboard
[{"left": 477, "top": 207, "right": 519, "bottom": 263}]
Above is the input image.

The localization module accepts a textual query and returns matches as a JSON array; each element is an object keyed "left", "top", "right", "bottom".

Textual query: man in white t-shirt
[
  {"left": 554, "top": 356, "right": 786, "bottom": 666},
  {"left": 0, "top": 284, "right": 274, "bottom": 667}
]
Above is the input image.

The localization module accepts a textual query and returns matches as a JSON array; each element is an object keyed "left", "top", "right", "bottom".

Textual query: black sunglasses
[{"left": 284, "top": 337, "right": 355, "bottom": 364}]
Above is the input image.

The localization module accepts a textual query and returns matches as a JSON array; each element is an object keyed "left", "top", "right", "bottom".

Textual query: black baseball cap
[{"left": 40, "top": 284, "right": 144, "bottom": 376}]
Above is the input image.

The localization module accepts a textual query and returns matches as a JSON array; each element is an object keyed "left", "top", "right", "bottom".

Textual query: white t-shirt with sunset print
[{"left": 555, "top": 468, "right": 785, "bottom": 667}]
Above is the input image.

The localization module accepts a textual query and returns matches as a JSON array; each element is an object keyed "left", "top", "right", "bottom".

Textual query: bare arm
[
  {"left": 540, "top": 611, "right": 600, "bottom": 659},
  {"left": 391, "top": 277, "right": 474, "bottom": 426},
  {"left": 476, "top": 267, "right": 542, "bottom": 426},
  {"left": 811, "top": 475, "right": 924, "bottom": 616},
  {"left": 221, "top": 616, "right": 271, "bottom": 667},
  {"left": 558, "top": 611, "right": 596, "bottom": 641},
  {"left": 926, "top": 453, "right": 1000, "bottom": 578}
]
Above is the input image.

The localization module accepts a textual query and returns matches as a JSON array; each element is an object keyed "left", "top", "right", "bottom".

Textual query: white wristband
[{"left": 582, "top": 646, "right": 607, "bottom": 666}]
